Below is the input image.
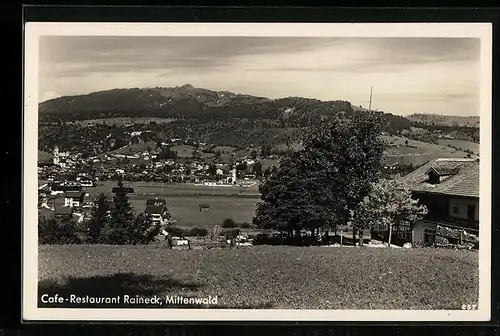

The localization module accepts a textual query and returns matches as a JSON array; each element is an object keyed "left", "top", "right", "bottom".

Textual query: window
[
  {"left": 424, "top": 229, "right": 436, "bottom": 246},
  {"left": 400, "top": 222, "right": 411, "bottom": 240},
  {"left": 453, "top": 206, "right": 460, "bottom": 214},
  {"left": 428, "top": 171, "right": 440, "bottom": 184}
]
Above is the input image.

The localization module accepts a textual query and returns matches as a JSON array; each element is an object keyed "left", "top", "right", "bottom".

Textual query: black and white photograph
[{"left": 23, "top": 22, "right": 492, "bottom": 321}]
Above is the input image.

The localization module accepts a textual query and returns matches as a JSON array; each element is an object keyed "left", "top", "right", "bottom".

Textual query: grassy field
[
  {"left": 408, "top": 114, "right": 480, "bottom": 128},
  {"left": 381, "top": 135, "right": 471, "bottom": 166},
  {"left": 81, "top": 182, "right": 260, "bottom": 227},
  {"left": 129, "top": 195, "right": 259, "bottom": 228},
  {"left": 213, "top": 146, "right": 238, "bottom": 154},
  {"left": 87, "top": 181, "right": 260, "bottom": 196},
  {"left": 171, "top": 145, "right": 195, "bottom": 158},
  {"left": 437, "top": 139, "right": 480, "bottom": 154},
  {"left": 38, "top": 245, "right": 478, "bottom": 310},
  {"left": 111, "top": 141, "right": 157, "bottom": 155}
]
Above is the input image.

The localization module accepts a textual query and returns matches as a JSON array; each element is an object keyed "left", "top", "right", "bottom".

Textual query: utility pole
[{"left": 369, "top": 86, "right": 373, "bottom": 112}]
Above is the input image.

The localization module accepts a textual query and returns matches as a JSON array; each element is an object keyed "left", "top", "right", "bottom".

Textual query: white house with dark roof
[
  {"left": 63, "top": 191, "right": 86, "bottom": 207},
  {"left": 371, "top": 157, "right": 479, "bottom": 246},
  {"left": 144, "top": 204, "right": 170, "bottom": 224},
  {"left": 396, "top": 157, "right": 479, "bottom": 246}
]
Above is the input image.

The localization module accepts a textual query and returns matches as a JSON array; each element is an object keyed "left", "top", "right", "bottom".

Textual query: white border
[{"left": 23, "top": 22, "right": 493, "bottom": 322}]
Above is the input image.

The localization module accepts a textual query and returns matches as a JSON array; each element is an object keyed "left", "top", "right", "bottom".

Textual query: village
[{"left": 37, "top": 134, "right": 480, "bottom": 251}]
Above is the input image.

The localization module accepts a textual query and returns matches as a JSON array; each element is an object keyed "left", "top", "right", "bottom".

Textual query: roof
[
  {"left": 54, "top": 206, "right": 73, "bottom": 215},
  {"left": 144, "top": 205, "right": 166, "bottom": 214},
  {"left": 426, "top": 167, "right": 460, "bottom": 176},
  {"left": 64, "top": 191, "right": 85, "bottom": 198},
  {"left": 146, "top": 198, "right": 167, "bottom": 206},
  {"left": 399, "top": 158, "right": 479, "bottom": 198}
]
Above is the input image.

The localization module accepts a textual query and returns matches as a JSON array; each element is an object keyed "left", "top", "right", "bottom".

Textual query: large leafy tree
[
  {"left": 353, "top": 179, "right": 428, "bottom": 246},
  {"left": 254, "top": 113, "right": 385, "bottom": 239}
]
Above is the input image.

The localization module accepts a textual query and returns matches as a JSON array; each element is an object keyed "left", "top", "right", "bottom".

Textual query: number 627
[{"left": 462, "top": 304, "right": 477, "bottom": 310}]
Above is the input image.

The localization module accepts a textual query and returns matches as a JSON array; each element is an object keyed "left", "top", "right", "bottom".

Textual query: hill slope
[
  {"left": 408, "top": 113, "right": 479, "bottom": 128},
  {"left": 39, "top": 85, "right": 411, "bottom": 131}
]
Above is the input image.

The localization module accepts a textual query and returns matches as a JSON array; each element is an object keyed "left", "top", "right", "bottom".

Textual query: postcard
[{"left": 23, "top": 21, "right": 492, "bottom": 322}]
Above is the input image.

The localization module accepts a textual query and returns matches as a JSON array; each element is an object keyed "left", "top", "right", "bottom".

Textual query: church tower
[
  {"left": 53, "top": 146, "right": 60, "bottom": 166},
  {"left": 231, "top": 167, "right": 237, "bottom": 184}
]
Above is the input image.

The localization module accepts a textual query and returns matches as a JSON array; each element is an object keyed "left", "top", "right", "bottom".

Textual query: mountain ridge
[{"left": 38, "top": 85, "right": 411, "bottom": 132}]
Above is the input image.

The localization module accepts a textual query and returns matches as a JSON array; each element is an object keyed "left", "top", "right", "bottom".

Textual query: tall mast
[{"left": 368, "top": 86, "right": 373, "bottom": 112}]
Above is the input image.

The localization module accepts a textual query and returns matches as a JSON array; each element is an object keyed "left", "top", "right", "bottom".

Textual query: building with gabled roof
[
  {"left": 399, "top": 158, "right": 479, "bottom": 200},
  {"left": 144, "top": 204, "right": 170, "bottom": 224},
  {"left": 63, "top": 191, "right": 86, "bottom": 208},
  {"left": 371, "top": 157, "right": 480, "bottom": 247},
  {"left": 395, "top": 157, "right": 480, "bottom": 246}
]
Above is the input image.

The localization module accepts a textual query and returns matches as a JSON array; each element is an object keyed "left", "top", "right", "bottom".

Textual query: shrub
[
  {"left": 239, "top": 222, "right": 251, "bottom": 229},
  {"left": 38, "top": 216, "right": 82, "bottom": 245},
  {"left": 165, "top": 226, "right": 186, "bottom": 237},
  {"left": 435, "top": 235, "right": 449, "bottom": 245},
  {"left": 221, "top": 218, "right": 237, "bottom": 228},
  {"left": 189, "top": 227, "right": 208, "bottom": 237},
  {"left": 252, "top": 233, "right": 270, "bottom": 245},
  {"left": 223, "top": 228, "right": 240, "bottom": 240}
]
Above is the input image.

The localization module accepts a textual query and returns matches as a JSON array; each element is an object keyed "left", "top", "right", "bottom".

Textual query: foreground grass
[{"left": 38, "top": 245, "right": 478, "bottom": 310}]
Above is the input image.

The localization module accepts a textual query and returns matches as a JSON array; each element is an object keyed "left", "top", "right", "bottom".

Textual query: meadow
[
  {"left": 437, "top": 139, "right": 480, "bottom": 155},
  {"left": 84, "top": 182, "right": 260, "bottom": 228},
  {"left": 129, "top": 195, "right": 259, "bottom": 228},
  {"left": 87, "top": 181, "right": 260, "bottom": 196},
  {"left": 38, "top": 245, "right": 479, "bottom": 310},
  {"left": 380, "top": 135, "right": 471, "bottom": 166}
]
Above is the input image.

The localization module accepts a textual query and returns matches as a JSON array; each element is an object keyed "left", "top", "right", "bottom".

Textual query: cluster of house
[
  {"left": 39, "top": 178, "right": 174, "bottom": 227},
  {"left": 38, "top": 182, "right": 89, "bottom": 220},
  {"left": 39, "top": 142, "right": 259, "bottom": 185},
  {"left": 38, "top": 148, "right": 481, "bottom": 248}
]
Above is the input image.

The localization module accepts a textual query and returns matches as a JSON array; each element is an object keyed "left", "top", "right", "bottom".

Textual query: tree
[
  {"left": 236, "top": 162, "right": 248, "bottom": 172},
  {"left": 39, "top": 215, "right": 80, "bottom": 244},
  {"left": 128, "top": 213, "right": 161, "bottom": 245},
  {"left": 253, "top": 161, "right": 263, "bottom": 178},
  {"left": 158, "top": 147, "right": 178, "bottom": 160},
  {"left": 353, "top": 179, "right": 428, "bottom": 247},
  {"left": 102, "top": 177, "right": 136, "bottom": 244},
  {"left": 38, "top": 215, "right": 58, "bottom": 244},
  {"left": 87, "top": 193, "right": 109, "bottom": 243},
  {"left": 261, "top": 144, "right": 272, "bottom": 158},
  {"left": 253, "top": 113, "right": 385, "bottom": 241},
  {"left": 207, "top": 163, "right": 217, "bottom": 176},
  {"left": 221, "top": 218, "right": 237, "bottom": 228}
]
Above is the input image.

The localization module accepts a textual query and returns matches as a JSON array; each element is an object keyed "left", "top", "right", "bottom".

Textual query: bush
[
  {"left": 239, "top": 222, "right": 250, "bottom": 229},
  {"left": 435, "top": 235, "right": 449, "bottom": 245},
  {"left": 221, "top": 218, "right": 237, "bottom": 228},
  {"left": 38, "top": 216, "right": 83, "bottom": 245},
  {"left": 164, "top": 226, "right": 187, "bottom": 237},
  {"left": 252, "top": 233, "right": 270, "bottom": 245},
  {"left": 188, "top": 227, "right": 208, "bottom": 237},
  {"left": 223, "top": 228, "right": 240, "bottom": 240}
]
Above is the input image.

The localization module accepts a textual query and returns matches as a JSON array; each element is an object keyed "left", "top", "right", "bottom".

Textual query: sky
[{"left": 38, "top": 36, "right": 481, "bottom": 116}]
